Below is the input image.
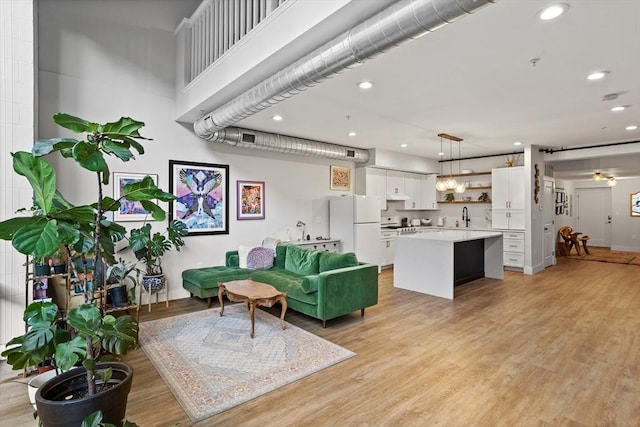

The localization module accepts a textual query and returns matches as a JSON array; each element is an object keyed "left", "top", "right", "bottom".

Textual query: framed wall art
[
  {"left": 169, "top": 160, "right": 229, "bottom": 235},
  {"left": 632, "top": 191, "right": 640, "bottom": 217},
  {"left": 237, "top": 180, "right": 265, "bottom": 220},
  {"left": 113, "top": 172, "right": 158, "bottom": 221},
  {"left": 330, "top": 165, "right": 351, "bottom": 191}
]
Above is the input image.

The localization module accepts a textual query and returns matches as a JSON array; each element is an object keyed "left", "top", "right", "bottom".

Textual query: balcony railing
[{"left": 184, "top": 0, "right": 286, "bottom": 84}]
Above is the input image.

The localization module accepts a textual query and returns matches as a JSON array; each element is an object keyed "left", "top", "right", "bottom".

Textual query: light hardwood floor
[{"left": 2, "top": 258, "right": 639, "bottom": 426}]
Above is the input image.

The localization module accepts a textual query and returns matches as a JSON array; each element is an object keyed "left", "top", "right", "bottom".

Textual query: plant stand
[{"left": 140, "top": 274, "right": 169, "bottom": 312}]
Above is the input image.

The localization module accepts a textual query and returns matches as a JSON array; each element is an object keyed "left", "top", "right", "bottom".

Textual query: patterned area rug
[
  {"left": 565, "top": 247, "right": 639, "bottom": 265},
  {"left": 139, "top": 304, "right": 355, "bottom": 423}
]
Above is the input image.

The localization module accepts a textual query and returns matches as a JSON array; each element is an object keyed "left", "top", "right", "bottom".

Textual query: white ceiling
[{"left": 225, "top": 0, "right": 640, "bottom": 179}]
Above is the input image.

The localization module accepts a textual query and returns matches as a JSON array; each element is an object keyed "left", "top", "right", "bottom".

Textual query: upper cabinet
[
  {"left": 492, "top": 166, "right": 525, "bottom": 229},
  {"left": 355, "top": 167, "right": 439, "bottom": 211}
]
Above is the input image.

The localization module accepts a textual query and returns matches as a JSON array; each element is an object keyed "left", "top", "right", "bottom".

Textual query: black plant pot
[
  {"left": 35, "top": 362, "right": 134, "bottom": 427},
  {"left": 34, "top": 264, "right": 50, "bottom": 277},
  {"left": 107, "top": 286, "right": 128, "bottom": 307},
  {"left": 53, "top": 263, "right": 66, "bottom": 274}
]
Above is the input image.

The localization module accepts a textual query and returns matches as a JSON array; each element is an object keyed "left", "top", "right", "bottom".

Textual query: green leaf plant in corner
[{"left": 0, "top": 113, "right": 180, "bottom": 423}]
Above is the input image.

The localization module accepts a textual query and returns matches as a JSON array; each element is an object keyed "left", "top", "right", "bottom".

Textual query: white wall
[
  {"left": 0, "top": 0, "right": 35, "bottom": 350},
  {"left": 36, "top": 0, "right": 354, "bottom": 305}
]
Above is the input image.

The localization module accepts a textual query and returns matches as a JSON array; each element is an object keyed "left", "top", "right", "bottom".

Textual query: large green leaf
[
  {"left": 102, "top": 117, "right": 147, "bottom": 137},
  {"left": 21, "top": 323, "right": 56, "bottom": 351},
  {"left": 32, "top": 138, "right": 78, "bottom": 156},
  {"left": 99, "top": 197, "right": 121, "bottom": 212},
  {"left": 66, "top": 303, "right": 102, "bottom": 336},
  {"left": 56, "top": 222, "right": 81, "bottom": 245},
  {"left": 52, "top": 190, "right": 75, "bottom": 210},
  {"left": 121, "top": 176, "right": 175, "bottom": 202},
  {"left": 167, "top": 220, "right": 188, "bottom": 250},
  {"left": 139, "top": 200, "right": 166, "bottom": 221},
  {"left": 12, "top": 151, "right": 56, "bottom": 213},
  {"left": 72, "top": 141, "right": 109, "bottom": 173},
  {"left": 0, "top": 217, "right": 37, "bottom": 240},
  {"left": 53, "top": 113, "right": 92, "bottom": 133},
  {"left": 55, "top": 335, "right": 85, "bottom": 371},
  {"left": 1, "top": 335, "right": 50, "bottom": 370},
  {"left": 12, "top": 218, "right": 60, "bottom": 257},
  {"left": 23, "top": 301, "right": 59, "bottom": 325},
  {"left": 100, "top": 315, "right": 139, "bottom": 355},
  {"left": 102, "top": 140, "right": 135, "bottom": 162}
]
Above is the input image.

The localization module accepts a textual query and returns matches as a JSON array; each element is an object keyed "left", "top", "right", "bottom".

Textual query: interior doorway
[
  {"left": 576, "top": 188, "right": 612, "bottom": 247},
  {"left": 543, "top": 178, "right": 555, "bottom": 267}
]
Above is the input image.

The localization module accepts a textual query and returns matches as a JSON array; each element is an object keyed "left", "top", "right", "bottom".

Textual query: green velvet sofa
[{"left": 182, "top": 244, "right": 379, "bottom": 327}]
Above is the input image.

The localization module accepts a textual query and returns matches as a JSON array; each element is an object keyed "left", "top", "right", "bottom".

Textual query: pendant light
[
  {"left": 607, "top": 176, "right": 617, "bottom": 186},
  {"left": 435, "top": 135, "right": 448, "bottom": 191},
  {"left": 444, "top": 138, "right": 458, "bottom": 190},
  {"left": 454, "top": 140, "right": 466, "bottom": 194}
]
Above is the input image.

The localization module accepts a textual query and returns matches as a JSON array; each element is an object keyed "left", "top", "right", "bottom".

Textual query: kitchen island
[{"left": 393, "top": 229, "right": 504, "bottom": 299}]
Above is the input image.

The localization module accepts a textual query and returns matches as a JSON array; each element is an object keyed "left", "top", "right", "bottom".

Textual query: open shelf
[
  {"left": 439, "top": 201, "right": 491, "bottom": 204},
  {"left": 437, "top": 171, "right": 491, "bottom": 178},
  {"left": 438, "top": 186, "right": 491, "bottom": 191}
]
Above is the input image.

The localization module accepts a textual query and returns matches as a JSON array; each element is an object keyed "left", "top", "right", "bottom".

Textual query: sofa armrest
[
  {"left": 225, "top": 251, "right": 239, "bottom": 267},
  {"left": 316, "top": 263, "right": 378, "bottom": 321}
]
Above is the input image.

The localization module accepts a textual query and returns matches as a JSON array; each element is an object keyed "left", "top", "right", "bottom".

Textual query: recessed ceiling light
[
  {"left": 357, "top": 81, "right": 373, "bottom": 90},
  {"left": 611, "top": 106, "right": 626, "bottom": 112},
  {"left": 347, "top": 131, "right": 357, "bottom": 137},
  {"left": 400, "top": 144, "right": 407, "bottom": 148},
  {"left": 513, "top": 141, "right": 522, "bottom": 146},
  {"left": 626, "top": 125, "right": 638, "bottom": 130},
  {"left": 539, "top": 4, "right": 568, "bottom": 20},
  {"left": 272, "top": 115, "right": 283, "bottom": 121},
  {"left": 587, "top": 71, "right": 609, "bottom": 81}
]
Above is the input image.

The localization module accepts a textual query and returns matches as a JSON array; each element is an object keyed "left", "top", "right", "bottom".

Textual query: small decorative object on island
[{"left": 0, "top": 113, "right": 178, "bottom": 426}]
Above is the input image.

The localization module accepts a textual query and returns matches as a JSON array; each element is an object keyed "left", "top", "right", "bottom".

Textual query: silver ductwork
[
  {"left": 194, "top": 0, "right": 496, "bottom": 144},
  {"left": 210, "top": 127, "right": 370, "bottom": 163}
]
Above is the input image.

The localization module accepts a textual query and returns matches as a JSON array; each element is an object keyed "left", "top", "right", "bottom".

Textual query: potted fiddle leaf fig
[{"left": 0, "top": 113, "right": 179, "bottom": 426}]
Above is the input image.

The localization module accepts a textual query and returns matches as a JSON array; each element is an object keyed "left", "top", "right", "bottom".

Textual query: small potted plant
[
  {"left": 105, "top": 259, "right": 138, "bottom": 308},
  {"left": 445, "top": 193, "right": 455, "bottom": 202},
  {"left": 128, "top": 221, "right": 187, "bottom": 293},
  {"left": 478, "top": 192, "right": 490, "bottom": 203}
]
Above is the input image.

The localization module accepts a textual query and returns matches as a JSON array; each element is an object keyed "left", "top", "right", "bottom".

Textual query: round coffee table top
[{"left": 221, "top": 279, "right": 284, "bottom": 299}]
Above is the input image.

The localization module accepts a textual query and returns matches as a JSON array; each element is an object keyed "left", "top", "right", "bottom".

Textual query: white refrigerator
[{"left": 329, "top": 195, "right": 381, "bottom": 265}]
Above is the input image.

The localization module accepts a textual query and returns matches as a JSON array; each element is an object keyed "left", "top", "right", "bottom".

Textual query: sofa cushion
[
  {"left": 274, "top": 244, "right": 287, "bottom": 268},
  {"left": 285, "top": 245, "right": 320, "bottom": 275},
  {"left": 238, "top": 245, "right": 252, "bottom": 268},
  {"left": 319, "top": 251, "right": 358, "bottom": 272},
  {"left": 247, "top": 247, "right": 275, "bottom": 270},
  {"left": 249, "top": 269, "right": 318, "bottom": 305}
]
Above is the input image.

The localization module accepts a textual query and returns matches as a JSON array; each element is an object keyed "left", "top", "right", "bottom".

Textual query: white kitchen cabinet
[
  {"left": 386, "top": 170, "right": 405, "bottom": 198},
  {"left": 355, "top": 167, "right": 387, "bottom": 210},
  {"left": 492, "top": 166, "right": 524, "bottom": 230},
  {"left": 421, "top": 174, "right": 439, "bottom": 209},
  {"left": 380, "top": 238, "right": 394, "bottom": 267},
  {"left": 502, "top": 231, "right": 525, "bottom": 269},
  {"left": 403, "top": 172, "right": 422, "bottom": 209}
]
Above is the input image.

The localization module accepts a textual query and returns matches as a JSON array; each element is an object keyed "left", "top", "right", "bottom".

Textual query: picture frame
[
  {"left": 330, "top": 165, "right": 351, "bottom": 191},
  {"left": 631, "top": 191, "right": 640, "bottom": 217},
  {"left": 237, "top": 180, "right": 265, "bottom": 220},
  {"left": 169, "top": 160, "right": 229, "bottom": 235},
  {"left": 113, "top": 172, "right": 158, "bottom": 222}
]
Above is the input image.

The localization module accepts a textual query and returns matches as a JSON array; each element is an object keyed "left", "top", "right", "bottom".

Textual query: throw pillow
[
  {"left": 319, "top": 252, "right": 358, "bottom": 272},
  {"left": 238, "top": 245, "right": 252, "bottom": 268},
  {"left": 247, "top": 247, "right": 275, "bottom": 270},
  {"left": 285, "top": 245, "right": 320, "bottom": 275}
]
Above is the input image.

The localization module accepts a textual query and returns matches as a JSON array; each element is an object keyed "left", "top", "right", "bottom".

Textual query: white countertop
[
  {"left": 397, "top": 229, "right": 503, "bottom": 242},
  {"left": 416, "top": 226, "right": 495, "bottom": 232}
]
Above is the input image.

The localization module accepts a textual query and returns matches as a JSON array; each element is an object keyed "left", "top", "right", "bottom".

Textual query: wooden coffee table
[{"left": 218, "top": 279, "right": 287, "bottom": 338}]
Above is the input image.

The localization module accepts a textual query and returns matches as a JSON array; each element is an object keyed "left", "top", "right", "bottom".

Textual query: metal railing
[{"left": 186, "top": 0, "right": 286, "bottom": 83}]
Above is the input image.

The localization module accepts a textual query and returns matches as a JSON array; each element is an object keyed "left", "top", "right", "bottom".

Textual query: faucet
[{"left": 462, "top": 207, "right": 471, "bottom": 228}]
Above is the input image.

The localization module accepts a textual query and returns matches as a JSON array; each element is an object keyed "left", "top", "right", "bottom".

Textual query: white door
[
  {"left": 543, "top": 178, "right": 555, "bottom": 267},
  {"left": 576, "top": 188, "right": 611, "bottom": 247}
]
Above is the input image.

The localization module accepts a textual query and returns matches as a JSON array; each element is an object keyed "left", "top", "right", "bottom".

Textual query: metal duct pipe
[
  {"left": 212, "top": 127, "right": 370, "bottom": 163},
  {"left": 194, "top": 0, "right": 496, "bottom": 140}
]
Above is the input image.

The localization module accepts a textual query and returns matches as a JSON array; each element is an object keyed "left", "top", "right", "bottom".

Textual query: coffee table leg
[
  {"left": 278, "top": 295, "right": 287, "bottom": 330},
  {"left": 218, "top": 284, "right": 225, "bottom": 317},
  {"left": 249, "top": 302, "right": 256, "bottom": 338}
]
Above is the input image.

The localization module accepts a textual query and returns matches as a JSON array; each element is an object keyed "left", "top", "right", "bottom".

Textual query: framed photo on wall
[
  {"left": 632, "top": 191, "right": 640, "bottom": 217},
  {"left": 169, "top": 160, "right": 229, "bottom": 235},
  {"left": 330, "top": 165, "right": 351, "bottom": 191},
  {"left": 113, "top": 172, "right": 158, "bottom": 222},
  {"left": 237, "top": 180, "right": 265, "bottom": 220}
]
